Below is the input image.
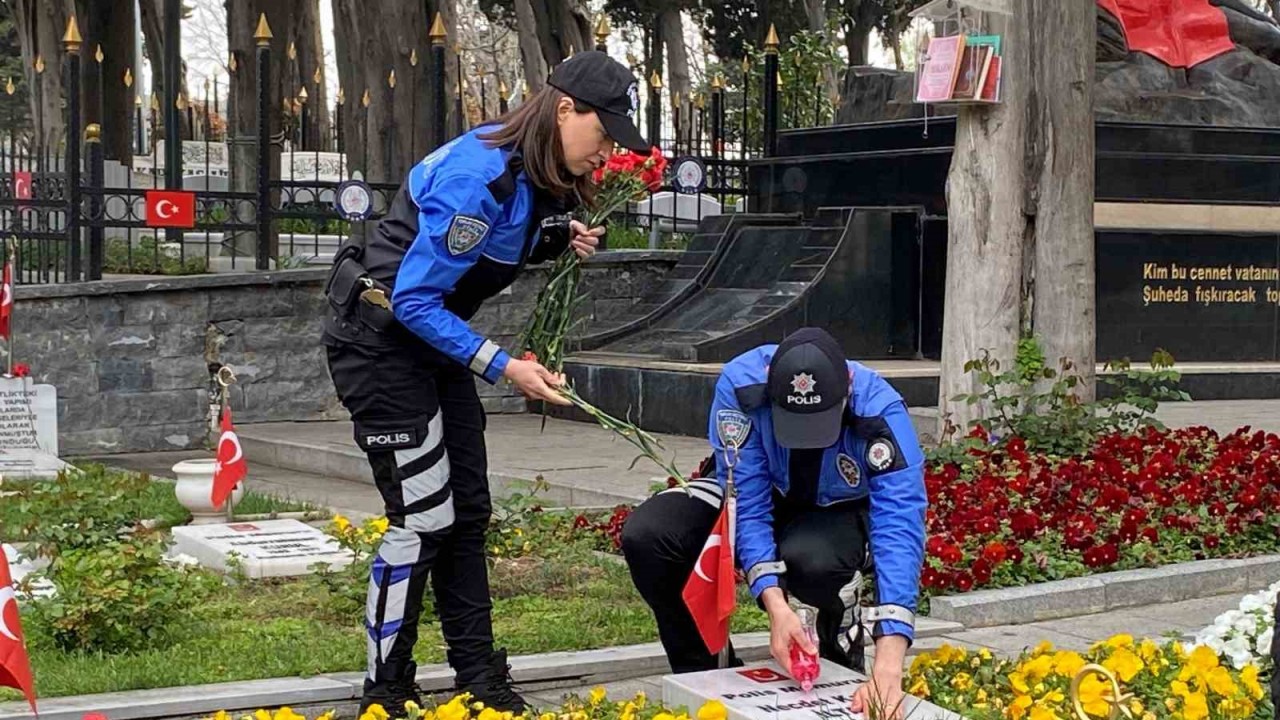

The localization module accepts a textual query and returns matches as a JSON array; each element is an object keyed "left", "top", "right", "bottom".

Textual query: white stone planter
[{"left": 172, "top": 458, "right": 243, "bottom": 524}]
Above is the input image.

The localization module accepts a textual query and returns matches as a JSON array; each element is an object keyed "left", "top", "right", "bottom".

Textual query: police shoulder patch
[
  {"left": 836, "top": 452, "right": 861, "bottom": 488},
  {"left": 866, "top": 437, "right": 897, "bottom": 473},
  {"left": 716, "top": 408, "right": 752, "bottom": 450},
  {"left": 447, "top": 215, "right": 490, "bottom": 255}
]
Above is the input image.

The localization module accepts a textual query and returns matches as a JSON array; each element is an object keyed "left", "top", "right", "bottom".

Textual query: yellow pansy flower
[
  {"left": 697, "top": 700, "right": 728, "bottom": 720},
  {"left": 978, "top": 648, "right": 993, "bottom": 661},
  {"left": 950, "top": 672, "right": 972, "bottom": 691},
  {"left": 1102, "top": 647, "right": 1144, "bottom": 682},
  {"left": 1205, "top": 666, "right": 1237, "bottom": 697},
  {"left": 1105, "top": 634, "right": 1134, "bottom": 649},
  {"left": 1053, "top": 651, "right": 1086, "bottom": 678},
  {"left": 360, "top": 705, "right": 390, "bottom": 720},
  {"left": 1240, "top": 665, "right": 1264, "bottom": 700},
  {"left": 539, "top": 714, "right": 557, "bottom": 720},
  {"left": 908, "top": 676, "right": 930, "bottom": 697},
  {"left": 211, "top": 712, "right": 232, "bottom": 720},
  {"left": 589, "top": 687, "right": 607, "bottom": 705},
  {"left": 634, "top": 691, "right": 648, "bottom": 709},
  {"left": 653, "top": 713, "right": 677, "bottom": 720},
  {"left": 910, "top": 655, "right": 933, "bottom": 674},
  {"left": 1188, "top": 645, "right": 1218, "bottom": 673},
  {"left": 1033, "top": 641, "right": 1055, "bottom": 656},
  {"left": 1127, "top": 699, "right": 1143, "bottom": 716},
  {"left": 1172, "top": 681, "right": 1192, "bottom": 699},
  {"left": 1137, "top": 639, "right": 1161, "bottom": 663},
  {"left": 1023, "top": 654, "right": 1054, "bottom": 682},
  {"left": 1040, "top": 690, "right": 1065, "bottom": 705},
  {"left": 1010, "top": 694, "right": 1034, "bottom": 720},
  {"left": 1010, "top": 672, "right": 1031, "bottom": 694},
  {"left": 1077, "top": 674, "right": 1113, "bottom": 717},
  {"left": 334, "top": 515, "right": 351, "bottom": 531},
  {"left": 1220, "top": 697, "right": 1255, "bottom": 719},
  {"left": 274, "top": 709, "right": 306, "bottom": 720},
  {"left": 254, "top": 710, "right": 273, "bottom": 720},
  {"left": 1182, "top": 691, "right": 1209, "bottom": 720},
  {"left": 1029, "top": 706, "right": 1060, "bottom": 720},
  {"left": 478, "top": 709, "right": 503, "bottom": 720},
  {"left": 976, "top": 689, "right": 989, "bottom": 703},
  {"left": 371, "top": 517, "right": 390, "bottom": 534}
]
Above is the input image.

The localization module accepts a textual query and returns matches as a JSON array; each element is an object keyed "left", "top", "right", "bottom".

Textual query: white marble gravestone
[
  {"left": 169, "top": 518, "right": 354, "bottom": 579},
  {"left": 2, "top": 543, "right": 54, "bottom": 599},
  {"left": 663, "top": 660, "right": 964, "bottom": 720},
  {"left": 0, "top": 377, "right": 66, "bottom": 478}
]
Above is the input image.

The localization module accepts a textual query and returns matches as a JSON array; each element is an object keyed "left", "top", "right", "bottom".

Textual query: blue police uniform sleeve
[
  {"left": 392, "top": 170, "right": 511, "bottom": 384},
  {"left": 708, "top": 374, "right": 779, "bottom": 598},
  {"left": 867, "top": 400, "right": 927, "bottom": 642}
]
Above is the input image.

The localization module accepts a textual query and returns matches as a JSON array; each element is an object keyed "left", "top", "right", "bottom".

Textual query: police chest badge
[
  {"left": 867, "top": 438, "right": 895, "bottom": 472},
  {"left": 716, "top": 409, "right": 752, "bottom": 450},
  {"left": 837, "top": 453, "right": 860, "bottom": 488},
  {"left": 447, "top": 215, "right": 490, "bottom": 256}
]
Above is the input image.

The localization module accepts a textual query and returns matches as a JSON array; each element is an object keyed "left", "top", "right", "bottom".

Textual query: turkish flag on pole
[
  {"left": 0, "top": 258, "right": 12, "bottom": 341},
  {"left": 682, "top": 504, "right": 736, "bottom": 655},
  {"left": 211, "top": 405, "right": 248, "bottom": 510},
  {"left": 0, "top": 551, "right": 37, "bottom": 714}
]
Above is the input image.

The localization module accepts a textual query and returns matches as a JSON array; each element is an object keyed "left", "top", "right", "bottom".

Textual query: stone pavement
[{"left": 525, "top": 592, "right": 1245, "bottom": 708}]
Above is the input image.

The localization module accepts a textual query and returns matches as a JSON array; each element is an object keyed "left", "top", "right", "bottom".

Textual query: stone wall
[{"left": 11, "top": 251, "right": 678, "bottom": 456}]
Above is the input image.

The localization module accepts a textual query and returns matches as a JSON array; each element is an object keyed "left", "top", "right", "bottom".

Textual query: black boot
[
  {"left": 360, "top": 661, "right": 424, "bottom": 718},
  {"left": 455, "top": 649, "right": 528, "bottom": 714}
]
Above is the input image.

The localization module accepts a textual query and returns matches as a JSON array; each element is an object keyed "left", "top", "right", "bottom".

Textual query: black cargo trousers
[{"left": 326, "top": 335, "right": 496, "bottom": 693}]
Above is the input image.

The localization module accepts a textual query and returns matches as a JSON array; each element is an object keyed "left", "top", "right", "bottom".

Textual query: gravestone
[
  {"left": 663, "top": 660, "right": 963, "bottom": 720},
  {"left": 2, "top": 543, "right": 54, "bottom": 599},
  {"left": 169, "top": 518, "right": 354, "bottom": 579},
  {"left": 0, "top": 377, "right": 67, "bottom": 479}
]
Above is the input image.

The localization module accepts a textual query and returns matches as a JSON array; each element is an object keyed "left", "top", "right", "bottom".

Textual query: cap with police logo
[
  {"left": 547, "top": 51, "right": 650, "bottom": 154},
  {"left": 766, "top": 327, "right": 850, "bottom": 449}
]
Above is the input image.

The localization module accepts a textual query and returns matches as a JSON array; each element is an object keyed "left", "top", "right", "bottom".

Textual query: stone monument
[
  {"left": 663, "top": 660, "right": 964, "bottom": 720},
  {"left": 169, "top": 518, "right": 354, "bottom": 579},
  {"left": 0, "top": 376, "right": 69, "bottom": 478}
]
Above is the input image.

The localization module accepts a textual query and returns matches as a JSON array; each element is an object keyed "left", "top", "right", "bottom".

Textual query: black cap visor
[
  {"left": 597, "top": 109, "right": 650, "bottom": 154},
  {"left": 772, "top": 401, "right": 845, "bottom": 449}
]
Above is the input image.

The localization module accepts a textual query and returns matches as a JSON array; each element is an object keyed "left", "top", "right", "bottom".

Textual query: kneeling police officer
[{"left": 622, "top": 327, "right": 927, "bottom": 716}]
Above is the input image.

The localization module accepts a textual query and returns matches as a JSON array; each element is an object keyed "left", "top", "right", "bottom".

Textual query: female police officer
[{"left": 321, "top": 52, "right": 650, "bottom": 715}]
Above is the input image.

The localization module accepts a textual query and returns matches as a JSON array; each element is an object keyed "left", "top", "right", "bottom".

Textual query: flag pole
[
  {"left": 6, "top": 237, "right": 14, "bottom": 378},
  {"left": 718, "top": 445, "right": 738, "bottom": 669},
  {"left": 216, "top": 366, "right": 236, "bottom": 522}
]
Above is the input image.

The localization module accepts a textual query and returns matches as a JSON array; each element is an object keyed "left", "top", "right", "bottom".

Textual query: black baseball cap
[
  {"left": 547, "top": 51, "right": 650, "bottom": 155},
  {"left": 766, "top": 328, "right": 850, "bottom": 449}
]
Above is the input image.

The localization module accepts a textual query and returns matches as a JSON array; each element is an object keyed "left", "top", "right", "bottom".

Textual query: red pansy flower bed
[{"left": 922, "top": 425, "right": 1280, "bottom": 594}]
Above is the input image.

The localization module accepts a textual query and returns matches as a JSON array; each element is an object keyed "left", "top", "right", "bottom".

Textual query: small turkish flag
[
  {"left": 145, "top": 190, "right": 196, "bottom": 228},
  {"left": 0, "top": 258, "right": 12, "bottom": 341},
  {"left": 682, "top": 506, "right": 736, "bottom": 655},
  {"left": 211, "top": 405, "right": 248, "bottom": 510},
  {"left": 0, "top": 551, "right": 37, "bottom": 714},
  {"left": 11, "top": 172, "right": 31, "bottom": 203}
]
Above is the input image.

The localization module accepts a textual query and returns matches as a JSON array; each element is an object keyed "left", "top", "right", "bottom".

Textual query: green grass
[
  {"left": 8, "top": 552, "right": 768, "bottom": 699},
  {"left": 0, "top": 467, "right": 316, "bottom": 544}
]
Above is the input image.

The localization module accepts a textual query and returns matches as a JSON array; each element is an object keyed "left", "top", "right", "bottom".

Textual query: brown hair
[{"left": 478, "top": 87, "right": 597, "bottom": 207}]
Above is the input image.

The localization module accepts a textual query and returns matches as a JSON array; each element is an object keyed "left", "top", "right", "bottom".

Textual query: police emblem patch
[
  {"left": 716, "top": 409, "right": 752, "bottom": 450},
  {"left": 627, "top": 82, "right": 640, "bottom": 120},
  {"left": 837, "top": 453, "right": 860, "bottom": 488},
  {"left": 447, "top": 215, "right": 490, "bottom": 255},
  {"left": 867, "top": 438, "right": 895, "bottom": 472}
]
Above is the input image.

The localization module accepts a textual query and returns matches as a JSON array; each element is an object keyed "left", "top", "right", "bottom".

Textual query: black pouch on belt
[{"left": 325, "top": 251, "right": 398, "bottom": 333}]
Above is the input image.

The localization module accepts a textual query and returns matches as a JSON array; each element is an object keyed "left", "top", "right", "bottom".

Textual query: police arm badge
[
  {"left": 716, "top": 408, "right": 752, "bottom": 451},
  {"left": 446, "top": 215, "right": 490, "bottom": 256}
]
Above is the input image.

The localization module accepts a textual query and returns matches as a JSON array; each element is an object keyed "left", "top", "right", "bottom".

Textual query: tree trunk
[
  {"left": 529, "top": 0, "right": 590, "bottom": 68},
  {"left": 661, "top": 7, "right": 690, "bottom": 116},
  {"left": 938, "top": 2, "right": 1096, "bottom": 431},
  {"left": 843, "top": 20, "right": 873, "bottom": 66},
  {"left": 329, "top": 0, "right": 452, "bottom": 186},
  {"left": 292, "top": 0, "right": 329, "bottom": 150},
  {"left": 801, "top": 0, "right": 840, "bottom": 103},
  {"left": 140, "top": 0, "right": 191, "bottom": 144},
  {"left": 11, "top": 0, "right": 72, "bottom": 153},
  {"left": 513, "top": 0, "right": 548, "bottom": 93},
  {"left": 78, "top": 0, "right": 135, "bottom": 162}
]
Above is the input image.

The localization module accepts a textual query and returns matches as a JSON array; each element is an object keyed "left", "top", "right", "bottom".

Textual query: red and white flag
[
  {"left": 211, "top": 405, "right": 248, "bottom": 510},
  {"left": 681, "top": 505, "right": 736, "bottom": 655},
  {"left": 0, "top": 551, "right": 37, "bottom": 713},
  {"left": 0, "top": 257, "right": 12, "bottom": 341}
]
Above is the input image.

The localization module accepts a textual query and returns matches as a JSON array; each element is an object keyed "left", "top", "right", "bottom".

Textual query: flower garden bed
[{"left": 0, "top": 470, "right": 767, "bottom": 701}]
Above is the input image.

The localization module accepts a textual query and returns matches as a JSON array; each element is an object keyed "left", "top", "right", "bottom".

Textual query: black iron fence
[{"left": 0, "top": 16, "right": 825, "bottom": 283}]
